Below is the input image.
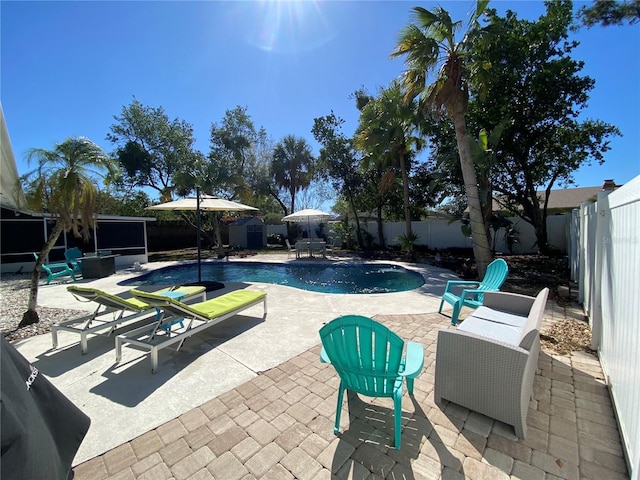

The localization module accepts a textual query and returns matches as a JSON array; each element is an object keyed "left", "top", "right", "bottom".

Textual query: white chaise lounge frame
[
  {"left": 54, "top": 286, "right": 205, "bottom": 354},
  {"left": 115, "top": 290, "right": 267, "bottom": 373}
]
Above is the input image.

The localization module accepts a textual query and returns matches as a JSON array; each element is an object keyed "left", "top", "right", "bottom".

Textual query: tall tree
[
  {"left": 96, "top": 188, "right": 152, "bottom": 217},
  {"left": 471, "top": 1, "right": 619, "bottom": 253},
  {"left": 107, "top": 98, "right": 199, "bottom": 202},
  {"left": 19, "top": 137, "right": 115, "bottom": 327},
  {"left": 354, "top": 82, "right": 425, "bottom": 257},
  {"left": 208, "top": 106, "right": 269, "bottom": 205},
  {"left": 578, "top": 0, "right": 640, "bottom": 26},
  {"left": 425, "top": 116, "right": 507, "bottom": 247},
  {"left": 271, "top": 135, "right": 315, "bottom": 215},
  {"left": 391, "top": 1, "right": 494, "bottom": 277},
  {"left": 357, "top": 161, "right": 400, "bottom": 249},
  {"left": 312, "top": 113, "right": 366, "bottom": 249}
]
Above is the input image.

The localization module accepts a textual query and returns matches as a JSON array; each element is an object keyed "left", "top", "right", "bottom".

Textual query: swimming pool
[{"left": 121, "top": 261, "right": 425, "bottom": 294}]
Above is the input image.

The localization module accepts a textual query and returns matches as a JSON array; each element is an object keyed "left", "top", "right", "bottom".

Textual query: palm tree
[
  {"left": 354, "top": 82, "right": 424, "bottom": 257},
  {"left": 272, "top": 135, "right": 315, "bottom": 215},
  {"left": 391, "top": 1, "right": 494, "bottom": 277},
  {"left": 19, "top": 137, "right": 115, "bottom": 327}
]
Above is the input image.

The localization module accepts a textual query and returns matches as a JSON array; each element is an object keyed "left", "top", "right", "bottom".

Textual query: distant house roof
[
  {"left": 229, "top": 216, "right": 262, "bottom": 226},
  {"left": 493, "top": 182, "right": 620, "bottom": 213}
]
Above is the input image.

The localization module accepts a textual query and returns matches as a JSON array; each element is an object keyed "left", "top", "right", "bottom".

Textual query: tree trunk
[
  {"left": 521, "top": 186, "right": 549, "bottom": 255},
  {"left": 535, "top": 222, "right": 550, "bottom": 254},
  {"left": 528, "top": 205, "right": 549, "bottom": 254},
  {"left": 212, "top": 212, "right": 225, "bottom": 257},
  {"left": 348, "top": 193, "right": 364, "bottom": 249},
  {"left": 398, "top": 149, "right": 413, "bottom": 245},
  {"left": 376, "top": 204, "right": 385, "bottom": 249},
  {"left": 289, "top": 189, "right": 295, "bottom": 216},
  {"left": 266, "top": 184, "right": 288, "bottom": 218},
  {"left": 538, "top": 182, "right": 555, "bottom": 255},
  {"left": 451, "top": 112, "right": 493, "bottom": 279},
  {"left": 20, "top": 220, "right": 66, "bottom": 327},
  {"left": 479, "top": 171, "right": 493, "bottom": 250}
]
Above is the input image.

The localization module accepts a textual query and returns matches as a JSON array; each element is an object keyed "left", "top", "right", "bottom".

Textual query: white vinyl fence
[
  {"left": 360, "top": 215, "right": 569, "bottom": 254},
  {"left": 574, "top": 174, "right": 640, "bottom": 480},
  {"left": 270, "top": 215, "right": 570, "bottom": 254}
]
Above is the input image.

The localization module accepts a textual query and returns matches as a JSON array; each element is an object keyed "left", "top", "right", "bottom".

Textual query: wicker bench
[{"left": 434, "top": 288, "right": 549, "bottom": 439}]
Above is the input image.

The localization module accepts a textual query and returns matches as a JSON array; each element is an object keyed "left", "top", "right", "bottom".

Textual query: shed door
[{"left": 247, "top": 225, "right": 263, "bottom": 248}]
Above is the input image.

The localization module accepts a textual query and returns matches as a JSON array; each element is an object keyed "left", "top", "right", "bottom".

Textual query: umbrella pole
[{"left": 196, "top": 186, "right": 202, "bottom": 282}]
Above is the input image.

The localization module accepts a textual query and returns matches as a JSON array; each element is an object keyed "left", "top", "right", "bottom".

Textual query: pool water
[{"left": 121, "top": 261, "right": 425, "bottom": 294}]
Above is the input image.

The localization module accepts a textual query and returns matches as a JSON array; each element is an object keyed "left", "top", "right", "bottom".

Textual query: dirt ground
[{"left": 423, "top": 253, "right": 592, "bottom": 355}]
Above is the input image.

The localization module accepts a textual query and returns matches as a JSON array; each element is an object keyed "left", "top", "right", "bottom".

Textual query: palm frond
[{"left": 412, "top": 6, "right": 438, "bottom": 28}]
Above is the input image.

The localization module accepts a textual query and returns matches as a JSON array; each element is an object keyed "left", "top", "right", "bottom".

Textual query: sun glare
[{"left": 243, "top": 0, "right": 334, "bottom": 54}]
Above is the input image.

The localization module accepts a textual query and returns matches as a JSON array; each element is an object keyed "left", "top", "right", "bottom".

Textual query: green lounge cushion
[
  {"left": 131, "top": 289, "right": 266, "bottom": 320},
  {"left": 178, "top": 291, "right": 265, "bottom": 319},
  {"left": 67, "top": 285, "right": 207, "bottom": 312}
]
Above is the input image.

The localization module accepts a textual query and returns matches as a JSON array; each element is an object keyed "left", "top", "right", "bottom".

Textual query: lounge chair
[
  {"left": 319, "top": 315, "right": 424, "bottom": 449},
  {"left": 325, "top": 236, "right": 339, "bottom": 254},
  {"left": 438, "top": 258, "right": 508, "bottom": 325},
  {"left": 34, "top": 252, "right": 76, "bottom": 285},
  {"left": 54, "top": 285, "right": 207, "bottom": 354},
  {"left": 285, "top": 239, "right": 296, "bottom": 258},
  {"left": 64, "top": 247, "right": 83, "bottom": 276},
  {"left": 118, "top": 288, "right": 267, "bottom": 373}
]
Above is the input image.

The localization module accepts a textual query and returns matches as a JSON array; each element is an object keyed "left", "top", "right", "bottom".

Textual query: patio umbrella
[
  {"left": 282, "top": 208, "right": 332, "bottom": 238},
  {"left": 147, "top": 189, "right": 258, "bottom": 282}
]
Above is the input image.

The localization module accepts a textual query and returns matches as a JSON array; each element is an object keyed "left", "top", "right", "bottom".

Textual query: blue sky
[{"left": 2, "top": 1, "right": 639, "bottom": 206}]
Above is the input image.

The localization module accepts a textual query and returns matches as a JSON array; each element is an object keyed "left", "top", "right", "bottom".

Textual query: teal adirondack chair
[
  {"left": 439, "top": 258, "right": 508, "bottom": 325},
  {"left": 64, "top": 247, "right": 83, "bottom": 276},
  {"left": 33, "top": 253, "right": 76, "bottom": 285},
  {"left": 319, "top": 315, "right": 424, "bottom": 449}
]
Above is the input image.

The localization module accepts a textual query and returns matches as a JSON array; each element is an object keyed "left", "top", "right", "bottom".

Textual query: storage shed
[{"left": 228, "top": 217, "right": 265, "bottom": 249}]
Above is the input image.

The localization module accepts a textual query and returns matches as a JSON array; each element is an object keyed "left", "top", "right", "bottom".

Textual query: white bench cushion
[
  {"left": 472, "top": 306, "right": 528, "bottom": 328},
  {"left": 457, "top": 315, "right": 522, "bottom": 346}
]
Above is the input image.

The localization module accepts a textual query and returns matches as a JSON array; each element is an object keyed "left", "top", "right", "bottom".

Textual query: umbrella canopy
[
  {"left": 282, "top": 209, "right": 332, "bottom": 239},
  {"left": 147, "top": 194, "right": 258, "bottom": 212},
  {"left": 281, "top": 208, "right": 332, "bottom": 222},
  {"left": 146, "top": 192, "right": 258, "bottom": 281}
]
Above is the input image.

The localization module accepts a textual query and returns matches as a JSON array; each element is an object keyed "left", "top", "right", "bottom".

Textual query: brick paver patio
[{"left": 73, "top": 305, "right": 629, "bottom": 480}]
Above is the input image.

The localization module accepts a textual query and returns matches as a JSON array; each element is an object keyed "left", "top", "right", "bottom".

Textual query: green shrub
[{"left": 267, "top": 233, "right": 284, "bottom": 245}]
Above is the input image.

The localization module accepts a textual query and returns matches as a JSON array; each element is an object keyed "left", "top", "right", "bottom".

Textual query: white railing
[{"left": 576, "top": 175, "right": 640, "bottom": 480}]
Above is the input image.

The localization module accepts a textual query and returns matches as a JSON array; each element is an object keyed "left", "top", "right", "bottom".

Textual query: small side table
[
  {"left": 154, "top": 290, "right": 191, "bottom": 331},
  {"left": 79, "top": 255, "right": 118, "bottom": 279}
]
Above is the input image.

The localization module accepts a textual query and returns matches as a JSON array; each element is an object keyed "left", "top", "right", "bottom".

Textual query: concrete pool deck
[{"left": 12, "top": 254, "right": 458, "bottom": 466}]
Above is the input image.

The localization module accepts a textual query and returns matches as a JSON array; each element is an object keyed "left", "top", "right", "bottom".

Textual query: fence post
[
  {"left": 578, "top": 203, "right": 589, "bottom": 306},
  {"left": 568, "top": 208, "right": 579, "bottom": 282},
  {"left": 590, "top": 190, "right": 612, "bottom": 350}
]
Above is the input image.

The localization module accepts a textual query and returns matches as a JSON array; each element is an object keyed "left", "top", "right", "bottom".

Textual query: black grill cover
[{"left": 1, "top": 337, "right": 90, "bottom": 480}]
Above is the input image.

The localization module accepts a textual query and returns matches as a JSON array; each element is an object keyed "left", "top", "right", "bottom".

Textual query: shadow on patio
[{"left": 73, "top": 311, "right": 629, "bottom": 480}]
